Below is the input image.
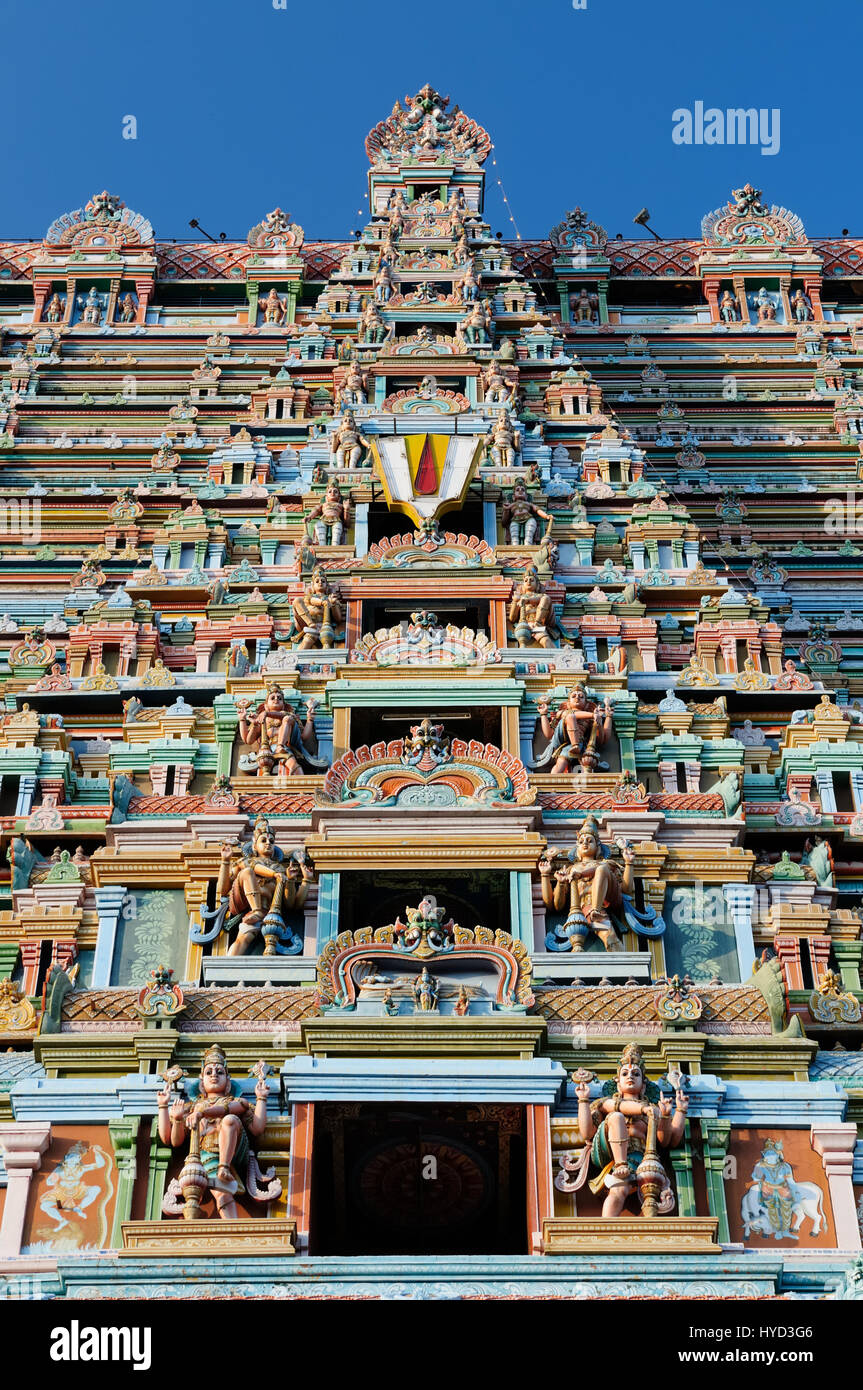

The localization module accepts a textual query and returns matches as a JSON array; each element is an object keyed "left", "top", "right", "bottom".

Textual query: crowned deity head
[
  {"left": 200, "top": 1043, "right": 231, "bottom": 1097},
  {"left": 615, "top": 1042, "right": 647, "bottom": 1099},
  {"left": 264, "top": 681, "right": 286, "bottom": 714},
  {"left": 576, "top": 813, "right": 603, "bottom": 862}
]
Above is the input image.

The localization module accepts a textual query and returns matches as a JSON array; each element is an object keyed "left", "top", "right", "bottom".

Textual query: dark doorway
[{"left": 311, "top": 1103, "right": 526, "bottom": 1255}]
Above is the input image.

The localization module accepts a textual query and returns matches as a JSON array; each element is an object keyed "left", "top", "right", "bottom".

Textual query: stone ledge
[
  {"left": 542, "top": 1216, "right": 720, "bottom": 1253},
  {"left": 120, "top": 1218, "right": 296, "bottom": 1257}
]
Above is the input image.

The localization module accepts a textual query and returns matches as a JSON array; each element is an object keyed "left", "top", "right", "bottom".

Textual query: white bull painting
[{"left": 739, "top": 1137, "right": 827, "bottom": 1241}]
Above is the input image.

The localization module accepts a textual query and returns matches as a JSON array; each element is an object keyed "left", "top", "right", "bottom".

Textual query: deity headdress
[
  {"left": 266, "top": 681, "right": 284, "bottom": 698},
  {"left": 577, "top": 813, "right": 602, "bottom": 844},
  {"left": 601, "top": 1042, "right": 660, "bottom": 1102},
  {"left": 762, "top": 1136, "right": 784, "bottom": 1156},
  {"left": 200, "top": 1043, "right": 230, "bottom": 1079}
]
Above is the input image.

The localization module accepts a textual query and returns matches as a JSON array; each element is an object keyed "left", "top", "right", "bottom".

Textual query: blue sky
[{"left": 2, "top": 0, "right": 860, "bottom": 244}]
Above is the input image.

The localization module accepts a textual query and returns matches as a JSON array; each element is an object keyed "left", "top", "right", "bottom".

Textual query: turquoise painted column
[
  {"left": 107, "top": 1117, "right": 139, "bottom": 1248},
  {"left": 91, "top": 885, "right": 128, "bottom": 987},
  {"left": 701, "top": 1118, "right": 731, "bottom": 1242},
  {"left": 355, "top": 502, "right": 369, "bottom": 558},
  {"left": 509, "top": 871, "right": 534, "bottom": 946},
  {"left": 669, "top": 1134, "right": 696, "bottom": 1217},
  {"left": 145, "top": 1118, "right": 171, "bottom": 1221},
  {"left": 317, "top": 873, "right": 341, "bottom": 948}
]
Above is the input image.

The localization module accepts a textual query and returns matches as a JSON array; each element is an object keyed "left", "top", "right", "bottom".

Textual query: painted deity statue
[
  {"left": 261, "top": 288, "right": 287, "bottom": 324},
  {"left": 463, "top": 299, "right": 490, "bottom": 343},
  {"left": 291, "top": 565, "right": 344, "bottom": 650},
  {"left": 572, "top": 288, "right": 599, "bottom": 324},
  {"left": 413, "top": 965, "right": 439, "bottom": 1013},
  {"left": 235, "top": 681, "right": 324, "bottom": 777},
  {"left": 361, "top": 299, "right": 388, "bottom": 344},
  {"left": 307, "top": 480, "right": 350, "bottom": 546},
  {"left": 485, "top": 408, "right": 520, "bottom": 468},
  {"left": 332, "top": 410, "right": 370, "bottom": 469},
  {"left": 117, "top": 293, "right": 136, "bottom": 323},
  {"left": 719, "top": 289, "right": 739, "bottom": 322},
  {"left": 569, "top": 1044, "right": 688, "bottom": 1217},
  {"left": 214, "top": 817, "right": 315, "bottom": 955},
  {"left": 539, "top": 814, "right": 632, "bottom": 952},
  {"left": 79, "top": 286, "right": 103, "bottom": 324},
  {"left": 157, "top": 1045, "right": 270, "bottom": 1216},
  {"left": 374, "top": 261, "right": 394, "bottom": 303},
  {"left": 508, "top": 566, "right": 554, "bottom": 648},
  {"left": 502, "top": 479, "right": 553, "bottom": 546},
  {"left": 44, "top": 292, "right": 65, "bottom": 323},
  {"left": 792, "top": 289, "right": 813, "bottom": 323},
  {"left": 535, "top": 684, "right": 612, "bottom": 772},
  {"left": 754, "top": 287, "right": 777, "bottom": 322},
  {"left": 338, "top": 358, "right": 367, "bottom": 408},
  {"left": 483, "top": 359, "right": 514, "bottom": 407}
]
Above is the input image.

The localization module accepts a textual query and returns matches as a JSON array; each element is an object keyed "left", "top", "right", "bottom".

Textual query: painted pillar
[
  {"left": 700, "top": 1118, "right": 731, "bottom": 1243},
  {"left": 811, "top": 1123, "right": 861, "bottom": 1250},
  {"left": 354, "top": 502, "right": 369, "bottom": 558},
  {"left": 316, "top": 873, "right": 340, "bottom": 948},
  {"left": 108, "top": 1117, "right": 140, "bottom": 1248},
  {"left": 287, "top": 1101, "right": 315, "bottom": 1254},
  {"left": 145, "top": 1119, "right": 172, "bottom": 1222},
  {"left": 525, "top": 1103, "right": 553, "bottom": 1254},
  {"left": 15, "top": 774, "right": 37, "bottom": 817},
  {"left": 722, "top": 883, "right": 756, "bottom": 985},
  {"left": 0, "top": 1122, "right": 50, "bottom": 1257},
  {"left": 834, "top": 940, "right": 863, "bottom": 993},
  {"left": 91, "top": 885, "right": 129, "bottom": 988},
  {"left": 669, "top": 1135, "right": 696, "bottom": 1217},
  {"left": 483, "top": 500, "right": 498, "bottom": 547},
  {"left": 0, "top": 943, "right": 20, "bottom": 979},
  {"left": 509, "top": 871, "right": 534, "bottom": 947}
]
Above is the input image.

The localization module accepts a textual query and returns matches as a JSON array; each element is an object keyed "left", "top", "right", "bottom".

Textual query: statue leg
[
  {"left": 348, "top": 446, "right": 361, "bottom": 468},
  {"left": 524, "top": 518, "right": 538, "bottom": 545},
  {"left": 508, "top": 522, "right": 519, "bottom": 545},
  {"left": 313, "top": 521, "right": 327, "bottom": 545},
  {"left": 228, "top": 929, "right": 258, "bottom": 956},
  {"left": 331, "top": 521, "right": 344, "bottom": 545},
  {"left": 214, "top": 1189, "right": 239, "bottom": 1220},
  {"left": 596, "top": 926, "right": 622, "bottom": 953}
]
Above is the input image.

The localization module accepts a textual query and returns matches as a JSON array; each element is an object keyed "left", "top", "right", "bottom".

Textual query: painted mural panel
[
  {"left": 664, "top": 885, "right": 740, "bottom": 984},
  {"left": 110, "top": 888, "right": 188, "bottom": 986},
  {"left": 725, "top": 1129, "right": 832, "bottom": 1249},
  {"left": 20, "top": 1125, "right": 117, "bottom": 1255}
]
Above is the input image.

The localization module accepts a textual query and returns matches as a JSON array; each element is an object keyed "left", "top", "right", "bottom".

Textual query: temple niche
[{"left": 0, "top": 85, "right": 859, "bottom": 1305}]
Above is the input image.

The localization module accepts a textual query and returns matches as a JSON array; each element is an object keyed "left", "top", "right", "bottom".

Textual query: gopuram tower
[{"left": 0, "top": 87, "right": 861, "bottom": 1300}]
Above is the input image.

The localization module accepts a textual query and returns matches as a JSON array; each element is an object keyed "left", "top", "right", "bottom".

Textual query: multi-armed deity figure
[
  {"left": 538, "top": 814, "right": 633, "bottom": 952},
  {"left": 483, "top": 359, "right": 515, "bottom": 407},
  {"left": 291, "top": 565, "right": 344, "bottom": 650},
  {"left": 307, "top": 480, "right": 350, "bottom": 546},
  {"left": 236, "top": 681, "right": 325, "bottom": 776},
  {"left": 484, "top": 408, "right": 520, "bottom": 468},
  {"left": 535, "top": 684, "right": 613, "bottom": 772},
  {"left": 261, "top": 287, "right": 287, "bottom": 324},
  {"left": 754, "top": 287, "right": 777, "bottom": 322},
  {"left": 78, "top": 286, "right": 104, "bottom": 324},
  {"left": 563, "top": 1043, "right": 688, "bottom": 1218},
  {"left": 157, "top": 1045, "right": 278, "bottom": 1218},
  {"left": 331, "top": 410, "right": 370, "bottom": 469},
  {"left": 193, "top": 816, "right": 315, "bottom": 957},
  {"left": 508, "top": 566, "right": 554, "bottom": 648},
  {"left": 502, "top": 479, "right": 553, "bottom": 546}
]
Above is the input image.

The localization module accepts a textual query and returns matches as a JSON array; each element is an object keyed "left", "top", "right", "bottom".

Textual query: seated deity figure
[
  {"left": 157, "top": 1044, "right": 270, "bottom": 1215},
  {"left": 214, "top": 818, "right": 315, "bottom": 955},
  {"left": 754, "top": 287, "right": 777, "bottom": 322},
  {"left": 792, "top": 288, "right": 813, "bottom": 322},
  {"left": 508, "top": 565, "right": 554, "bottom": 647},
  {"left": 568, "top": 1044, "right": 688, "bottom": 1217},
  {"left": 117, "top": 293, "right": 136, "bottom": 323},
  {"left": 44, "top": 292, "right": 65, "bottom": 322},
  {"left": 360, "top": 299, "right": 388, "bottom": 343},
  {"left": 485, "top": 408, "right": 520, "bottom": 467},
  {"left": 338, "top": 358, "right": 367, "bottom": 408},
  {"left": 535, "top": 684, "right": 613, "bottom": 772},
  {"left": 235, "top": 682, "right": 324, "bottom": 777},
  {"left": 571, "top": 288, "right": 599, "bottom": 324},
  {"left": 719, "top": 289, "right": 739, "bottom": 322},
  {"left": 292, "top": 565, "right": 344, "bottom": 650},
  {"left": 307, "top": 480, "right": 350, "bottom": 545},
  {"left": 538, "top": 815, "right": 632, "bottom": 952},
  {"left": 483, "top": 359, "right": 514, "bottom": 407},
  {"left": 502, "top": 478, "right": 553, "bottom": 545},
  {"left": 261, "top": 288, "right": 286, "bottom": 324},
  {"left": 331, "top": 410, "right": 370, "bottom": 469}
]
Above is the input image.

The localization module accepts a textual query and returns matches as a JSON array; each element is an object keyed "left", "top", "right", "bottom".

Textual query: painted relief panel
[
  {"left": 664, "top": 885, "right": 740, "bottom": 984},
  {"left": 110, "top": 888, "right": 188, "bottom": 986},
  {"left": 726, "top": 1129, "right": 832, "bottom": 1248},
  {"left": 20, "top": 1125, "right": 117, "bottom": 1255}
]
